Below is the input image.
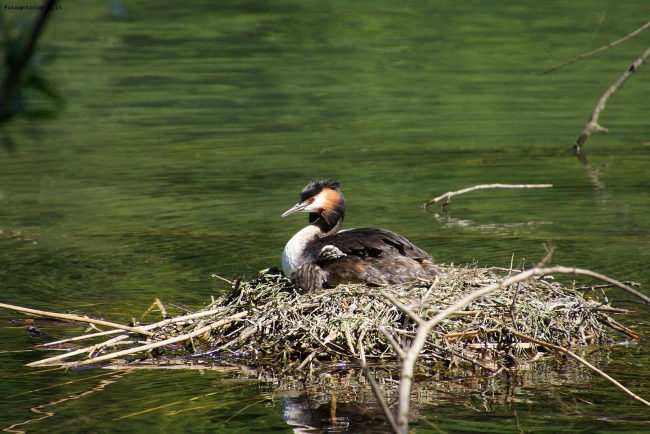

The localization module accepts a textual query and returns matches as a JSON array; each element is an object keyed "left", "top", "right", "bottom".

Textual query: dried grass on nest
[{"left": 79, "top": 263, "right": 630, "bottom": 370}]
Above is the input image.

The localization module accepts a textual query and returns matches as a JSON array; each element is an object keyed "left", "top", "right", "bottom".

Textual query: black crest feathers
[{"left": 299, "top": 179, "right": 341, "bottom": 203}]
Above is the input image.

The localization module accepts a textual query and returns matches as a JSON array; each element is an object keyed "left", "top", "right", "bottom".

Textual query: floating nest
[
  {"left": 194, "top": 265, "right": 630, "bottom": 370},
  {"left": 31, "top": 264, "right": 637, "bottom": 371}
]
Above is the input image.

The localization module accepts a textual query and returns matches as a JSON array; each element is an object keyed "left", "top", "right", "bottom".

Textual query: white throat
[{"left": 282, "top": 225, "right": 322, "bottom": 277}]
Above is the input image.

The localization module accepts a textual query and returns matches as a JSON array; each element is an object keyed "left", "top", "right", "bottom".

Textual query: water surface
[{"left": 1, "top": 1, "right": 649, "bottom": 432}]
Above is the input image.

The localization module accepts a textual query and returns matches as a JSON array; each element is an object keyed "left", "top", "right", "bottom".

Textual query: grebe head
[{"left": 281, "top": 179, "right": 346, "bottom": 233}]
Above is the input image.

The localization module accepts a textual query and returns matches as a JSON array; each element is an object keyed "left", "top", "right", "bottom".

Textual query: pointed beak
[{"left": 281, "top": 202, "right": 308, "bottom": 217}]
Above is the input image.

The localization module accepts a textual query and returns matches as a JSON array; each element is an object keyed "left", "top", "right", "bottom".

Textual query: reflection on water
[
  {"left": 3, "top": 371, "right": 129, "bottom": 434},
  {"left": 1, "top": 0, "right": 650, "bottom": 432},
  {"left": 428, "top": 211, "right": 554, "bottom": 234},
  {"left": 4, "top": 352, "right": 637, "bottom": 434}
]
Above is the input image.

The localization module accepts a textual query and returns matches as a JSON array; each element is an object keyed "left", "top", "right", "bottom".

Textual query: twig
[
  {"left": 40, "top": 328, "right": 127, "bottom": 348},
  {"left": 155, "top": 298, "right": 168, "bottom": 318},
  {"left": 576, "top": 282, "right": 641, "bottom": 291},
  {"left": 30, "top": 309, "right": 248, "bottom": 367},
  {"left": 38, "top": 307, "right": 230, "bottom": 349},
  {"left": 342, "top": 321, "right": 356, "bottom": 356},
  {"left": 507, "top": 328, "right": 650, "bottom": 407},
  {"left": 420, "top": 184, "right": 553, "bottom": 210},
  {"left": 217, "top": 325, "right": 259, "bottom": 350},
  {"left": 297, "top": 350, "right": 318, "bottom": 371},
  {"left": 445, "top": 328, "right": 501, "bottom": 342},
  {"left": 428, "top": 342, "right": 497, "bottom": 373},
  {"left": 211, "top": 273, "right": 234, "bottom": 285},
  {"left": 30, "top": 333, "right": 136, "bottom": 367},
  {"left": 593, "top": 306, "right": 629, "bottom": 314},
  {"left": 297, "top": 330, "right": 339, "bottom": 370},
  {"left": 534, "top": 21, "right": 650, "bottom": 75},
  {"left": 139, "top": 298, "right": 168, "bottom": 320},
  {"left": 314, "top": 330, "right": 342, "bottom": 354},
  {"left": 0, "top": 302, "right": 160, "bottom": 338},
  {"left": 383, "top": 265, "right": 649, "bottom": 432},
  {"left": 379, "top": 290, "right": 425, "bottom": 326},
  {"left": 378, "top": 326, "right": 406, "bottom": 360},
  {"left": 574, "top": 45, "right": 650, "bottom": 151},
  {"left": 61, "top": 311, "right": 248, "bottom": 368},
  {"left": 537, "top": 244, "right": 555, "bottom": 267},
  {"left": 358, "top": 340, "right": 401, "bottom": 434},
  {"left": 597, "top": 316, "right": 639, "bottom": 340}
]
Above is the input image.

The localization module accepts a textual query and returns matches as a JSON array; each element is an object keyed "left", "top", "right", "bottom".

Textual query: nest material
[{"left": 124, "top": 264, "right": 628, "bottom": 370}]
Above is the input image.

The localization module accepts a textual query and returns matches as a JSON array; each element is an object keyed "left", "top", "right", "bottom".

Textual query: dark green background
[{"left": 1, "top": 1, "right": 649, "bottom": 432}]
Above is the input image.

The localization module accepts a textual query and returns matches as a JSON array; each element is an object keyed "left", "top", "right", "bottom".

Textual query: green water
[{"left": 1, "top": 0, "right": 650, "bottom": 432}]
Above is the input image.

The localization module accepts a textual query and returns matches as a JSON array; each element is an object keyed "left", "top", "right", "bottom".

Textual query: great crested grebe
[{"left": 281, "top": 179, "right": 441, "bottom": 292}]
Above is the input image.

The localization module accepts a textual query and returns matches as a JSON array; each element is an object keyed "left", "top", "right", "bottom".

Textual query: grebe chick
[{"left": 281, "top": 179, "right": 441, "bottom": 292}]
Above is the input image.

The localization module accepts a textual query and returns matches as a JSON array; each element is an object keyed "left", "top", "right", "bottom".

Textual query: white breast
[{"left": 282, "top": 225, "right": 321, "bottom": 277}]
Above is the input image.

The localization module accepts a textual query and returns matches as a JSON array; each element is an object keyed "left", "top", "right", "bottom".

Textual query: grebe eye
[{"left": 309, "top": 198, "right": 315, "bottom": 203}]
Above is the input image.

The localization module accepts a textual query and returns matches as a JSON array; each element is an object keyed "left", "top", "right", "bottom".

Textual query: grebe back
[{"left": 281, "top": 179, "right": 441, "bottom": 292}]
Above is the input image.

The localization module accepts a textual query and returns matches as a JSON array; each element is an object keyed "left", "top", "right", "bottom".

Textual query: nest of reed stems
[
  {"left": 200, "top": 265, "right": 627, "bottom": 369},
  {"left": 33, "top": 264, "right": 635, "bottom": 372}
]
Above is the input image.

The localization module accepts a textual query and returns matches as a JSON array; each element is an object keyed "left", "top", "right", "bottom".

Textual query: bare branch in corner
[
  {"left": 533, "top": 21, "right": 650, "bottom": 75},
  {"left": 574, "top": 46, "right": 650, "bottom": 152},
  {"left": 421, "top": 183, "right": 552, "bottom": 210}
]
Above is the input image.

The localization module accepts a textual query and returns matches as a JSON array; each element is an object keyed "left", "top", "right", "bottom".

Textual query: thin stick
[
  {"left": 386, "top": 265, "right": 649, "bottom": 432},
  {"left": 30, "top": 308, "right": 244, "bottom": 367},
  {"left": 378, "top": 326, "right": 406, "bottom": 360},
  {"left": 597, "top": 316, "right": 639, "bottom": 340},
  {"left": 343, "top": 321, "right": 356, "bottom": 356},
  {"left": 155, "top": 298, "right": 168, "bottom": 318},
  {"left": 445, "top": 328, "right": 501, "bottom": 341},
  {"left": 575, "top": 46, "right": 650, "bottom": 150},
  {"left": 429, "top": 342, "right": 497, "bottom": 373},
  {"left": 421, "top": 184, "right": 553, "bottom": 210},
  {"left": 218, "top": 325, "right": 259, "bottom": 350},
  {"left": 297, "top": 349, "right": 318, "bottom": 371},
  {"left": 537, "top": 244, "right": 555, "bottom": 267},
  {"left": 35, "top": 306, "right": 229, "bottom": 351},
  {"left": 30, "top": 333, "right": 138, "bottom": 367},
  {"left": 358, "top": 340, "right": 401, "bottom": 434},
  {"left": 297, "top": 330, "right": 339, "bottom": 370},
  {"left": 379, "top": 290, "right": 425, "bottom": 326},
  {"left": 534, "top": 21, "right": 650, "bottom": 75},
  {"left": 0, "top": 302, "right": 160, "bottom": 338},
  {"left": 211, "top": 273, "right": 234, "bottom": 285},
  {"left": 57, "top": 312, "right": 248, "bottom": 368},
  {"left": 40, "top": 328, "right": 127, "bottom": 347},
  {"left": 507, "top": 328, "right": 650, "bottom": 407},
  {"left": 593, "top": 306, "right": 629, "bottom": 314},
  {"left": 140, "top": 298, "right": 168, "bottom": 320}
]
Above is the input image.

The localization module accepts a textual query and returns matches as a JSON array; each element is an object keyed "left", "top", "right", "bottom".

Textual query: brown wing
[{"left": 312, "top": 228, "right": 432, "bottom": 260}]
